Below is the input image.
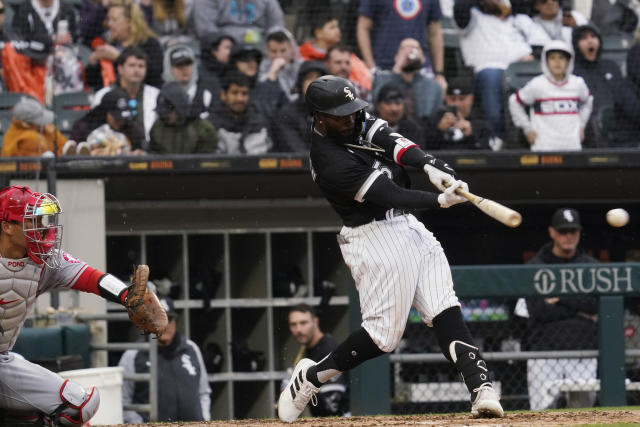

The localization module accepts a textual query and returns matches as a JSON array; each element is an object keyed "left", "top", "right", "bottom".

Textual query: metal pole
[
  {"left": 148, "top": 335, "right": 159, "bottom": 421},
  {"left": 599, "top": 296, "right": 627, "bottom": 406},
  {"left": 46, "top": 156, "right": 59, "bottom": 309}
]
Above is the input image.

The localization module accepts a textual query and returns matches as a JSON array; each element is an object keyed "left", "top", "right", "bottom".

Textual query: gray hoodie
[
  {"left": 192, "top": 0, "right": 284, "bottom": 43},
  {"left": 257, "top": 27, "right": 302, "bottom": 102},
  {"left": 162, "top": 44, "right": 213, "bottom": 118}
]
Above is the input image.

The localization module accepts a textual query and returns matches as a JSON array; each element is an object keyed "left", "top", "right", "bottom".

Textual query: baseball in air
[{"left": 606, "top": 208, "right": 629, "bottom": 227}]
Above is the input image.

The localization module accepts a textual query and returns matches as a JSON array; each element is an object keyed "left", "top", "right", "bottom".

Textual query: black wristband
[{"left": 425, "top": 154, "right": 456, "bottom": 177}]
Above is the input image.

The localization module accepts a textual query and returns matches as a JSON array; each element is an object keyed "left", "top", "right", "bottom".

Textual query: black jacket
[
  {"left": 271, "top": 99, "right": 312, "bottom": 152},
  {"left": 11, "top": 0, "right": 77, "bottom": 60},
  {"left": 422, "top": 110, "right": 493, "bottom": 151},
  {"left": 124, "top": 332, "right": 209, "bottom": 422},
  {"left": 525, "top": 242, "right": 599, "bottom": 351},
  {"left": 573, "top": 25, "right": 640, "bottom": 147}
]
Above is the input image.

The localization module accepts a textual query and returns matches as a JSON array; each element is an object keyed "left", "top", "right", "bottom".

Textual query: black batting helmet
[{"left": 305, "top": 75, "right": 368, "bottom": 116}]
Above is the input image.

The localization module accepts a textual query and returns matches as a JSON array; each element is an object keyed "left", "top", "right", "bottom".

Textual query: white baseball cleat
[
  {"left": 471, "top": 384, "right": 504, "bottom": 418},
  {"left": 278, "top": 358, "right": 319, "bottom": 422}
]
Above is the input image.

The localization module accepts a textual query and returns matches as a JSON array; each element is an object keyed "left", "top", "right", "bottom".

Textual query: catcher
[{"left": 0, "top": 185, "right": 167, "bottom": 426}]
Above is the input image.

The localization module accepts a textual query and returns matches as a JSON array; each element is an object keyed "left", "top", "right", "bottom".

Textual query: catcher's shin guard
[{"left": 52, "top": 379, "right": 100, "bottom": 426}]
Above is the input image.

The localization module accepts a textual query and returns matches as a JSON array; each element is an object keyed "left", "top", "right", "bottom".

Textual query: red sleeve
[{"left": 71, "top": 266, "right": 104, "bottom": 295}]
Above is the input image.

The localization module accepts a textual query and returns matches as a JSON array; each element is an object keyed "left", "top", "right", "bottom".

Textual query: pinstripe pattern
[{"left": 338, "top": 214, "right": 460, "bottom": 352}]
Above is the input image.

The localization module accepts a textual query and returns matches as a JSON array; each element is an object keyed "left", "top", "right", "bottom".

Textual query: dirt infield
[{"left": 111, "top": 408, "right": 640, "bottom": 426}]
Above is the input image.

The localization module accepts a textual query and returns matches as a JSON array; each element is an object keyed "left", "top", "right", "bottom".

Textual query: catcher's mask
[
  {"left": 306, "top": 75, "right": 367, "bottom": 143},
  {"left": 0, "top": 185, "right": 63, "bottom": 268}
]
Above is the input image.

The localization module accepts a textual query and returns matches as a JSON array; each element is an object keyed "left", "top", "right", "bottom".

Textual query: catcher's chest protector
[{"left": 0, "top": 258, "right": 43, "bottom": 352}]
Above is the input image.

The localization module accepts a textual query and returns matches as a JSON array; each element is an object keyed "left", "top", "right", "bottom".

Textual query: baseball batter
[
  {"left": 278, "top": 76, "right": 503, "bottom": 422},
  {"left": 0, "top": 185, "right": 165, "bottom": 426}
]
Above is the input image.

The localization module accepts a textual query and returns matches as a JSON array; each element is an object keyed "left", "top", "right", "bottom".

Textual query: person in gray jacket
[
  {"left": 192, "top": 0, "right": 284, "bottom": 45},
  {"left": 162, "top": 44, "right": 213, "bottom": 120},
  {"left": 119, "top": 298, "right": 212, "bottom": 422}
]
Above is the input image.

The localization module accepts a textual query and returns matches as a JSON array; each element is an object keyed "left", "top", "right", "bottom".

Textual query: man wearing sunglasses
[{"left": 521, "top": 208, "right": 599, "bottom": 410}]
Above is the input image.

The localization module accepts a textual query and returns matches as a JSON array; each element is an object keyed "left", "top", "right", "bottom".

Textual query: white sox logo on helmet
[{"left": 344, "top": 87, "right": 354, "bottom": 101}]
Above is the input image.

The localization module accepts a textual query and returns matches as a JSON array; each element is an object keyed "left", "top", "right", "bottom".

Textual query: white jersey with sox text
[
  {"left": 508, "top": 40, "right": 593, "bottom": 152},
  {"left": 0, "top": 252, "right": 88, "bottom": 352}
]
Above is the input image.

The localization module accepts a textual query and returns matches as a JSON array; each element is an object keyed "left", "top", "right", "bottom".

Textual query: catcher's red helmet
[{"left": 0, "top": 185, "right": 63, "bottom": 267}]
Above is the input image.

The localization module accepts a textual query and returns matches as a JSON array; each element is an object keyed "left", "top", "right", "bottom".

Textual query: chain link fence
[{"left": 391, "top": 297, "right": 640, "bottom": 413}]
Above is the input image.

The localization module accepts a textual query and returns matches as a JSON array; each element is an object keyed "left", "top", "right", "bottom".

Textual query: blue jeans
[{"left": 474, "top": 68, "right": 505, "bottom": 139}]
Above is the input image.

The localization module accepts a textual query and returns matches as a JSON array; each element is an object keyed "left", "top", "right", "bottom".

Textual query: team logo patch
[
  {"left": 394, "top": 0, "right": 422, "bottom": 20},
  {"left": 563, "top": 209, "right": 574, "bottom": 222},
  {"left": 62, "top": 252, "right": 81, "bottom": 264},
  {"left": 344, "top": 87, "right": 354, "bottom": 101}
]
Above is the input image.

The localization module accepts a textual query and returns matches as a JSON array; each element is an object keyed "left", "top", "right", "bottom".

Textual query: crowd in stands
[{"left": 0, "top": 0, "right": 639, "bottom": 157}]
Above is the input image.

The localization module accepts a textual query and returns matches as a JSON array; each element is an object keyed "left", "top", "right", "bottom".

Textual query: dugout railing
[
  {"left": 353, "top": 263, "right": 640, "bottom": 415},
  {"left": 76, "top": 312, "right": 161, "bottom": 422}
]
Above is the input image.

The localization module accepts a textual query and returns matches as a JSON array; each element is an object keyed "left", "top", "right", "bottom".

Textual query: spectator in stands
[
  {"left": 70, "top": 86, "right": 145, "bottom": 152},
  {"left": 228, "top": 42, "right": 285, "bottom": 120},
  {"left": 12, "top": 0, "right": 78, "bottom": 47},
  {"left": 373, "top": 83, "right": 423, "bottom": 144},
  {"left": 91, "top": 47, "right": 160, "bottom": 145},
  {"left": 299, "top": 12, "right": 371, "bottom": 95},
  {"left": 590, "top": 0, "right": 638, "bottom": 36},
  {"left": 325, "top": 44, "right": 369, "bottom": 101},
  {"left": 422, "top": 76, "right": 499, "bottom": 150},
  {"left": 572, "top": 24, "right": 640, "bottom": 146},
  {"left": 531, "top": 0, "right": 588, "bottom": 44},
  {"left": 85, "top": 0, "right": 163, "bottom": 90},
  {"left": 211, "top": 70, "right": 272, "bottom": 154},
  {"left": 372, "top": 38, "right": 443, "bottom": 121},
  {"left": 258, "top": 28, "right": 302, "bottom": 102},
  {"left": 192, "top": 0, "right": 284, "bottom": 45},
  {"left": 454, "top": 0, "right": 550, "bottom": 138},
  {"left": 286, "top": 304, "right": 349, "bottom": 418},
  {"left": 508, "top": 40, "right": 593, "bottom": 151},
  {"left": 357, "top": 0, "right": 447, "bottom": 92},
  {"left": 163, "top": 44, "right": 212, "bottom": 119},
  {"left": 148, "top": 82, "right": 218, "bottom": 154},
  {"left": 199, "top": 32, "right": 236, "bottom": 100},
  {"left": 1, "top": 97, "right": 66, "bottom": 157},
  {"left": 271, "top": 61, "right": 328, "bottom": 152},
  {"left": 120, "top": 297, "right": 211, "bottom": 422},
  {"left": 523, "top": 208, "right": 598, "bottom": 410},
  {"left": 85, "top": 87, "right": 145, "bottom": 155},
  {"left": 79, "top": 0, "right": 108, "bottom": 45},
  {"left": 148, "top": 0, "right": 191, "bottom": 41}
]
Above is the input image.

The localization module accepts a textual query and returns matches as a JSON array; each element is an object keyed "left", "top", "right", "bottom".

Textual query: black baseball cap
[
  {"left": 169, "top": 46, "right": 195, "bottom": 67},
  {"left": 551, "top": 208, "right": 582, "bottom": 231},
  {"left": 377, "top": 83, "right": 405, "bottom": 103},
  {"left": 447, "top": 77, "right": 473, "bottom": 96},
  {"left": 306, "top": 75, "right": 368, "bottom": 116},
  {"left": 100, "top": 88, "right": 134, "bottom": 121},
  {"left": 230, "top": 43, "right": 263, "bottom": 64}
]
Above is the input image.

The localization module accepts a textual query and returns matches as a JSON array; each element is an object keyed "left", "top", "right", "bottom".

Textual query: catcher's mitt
[{"left": 125, "top": 265, "right": 168, "bottom": 335}]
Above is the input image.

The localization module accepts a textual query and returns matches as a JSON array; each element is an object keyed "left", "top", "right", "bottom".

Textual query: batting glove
[
  {"left": 423, "top": 155, "right": 456, "bottom": 192},
  {"left": 437, "top": 180, "right": 469, "bottom": 208}
]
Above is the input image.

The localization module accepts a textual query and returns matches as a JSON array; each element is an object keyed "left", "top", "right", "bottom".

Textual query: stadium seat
[
  {"left": 503, "top": 60, "right": 541, "bottom": 92},
  {"left": 600, "top": 33, "right": 634, "bottom": 71},
  {"left": 53, "top": 91, "right": 92, "bottom": 136}
]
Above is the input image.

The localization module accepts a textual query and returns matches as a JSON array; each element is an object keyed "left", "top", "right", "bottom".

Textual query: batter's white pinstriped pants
[{"left": 338, "top": 213, "right": 460, "bottom": 352}]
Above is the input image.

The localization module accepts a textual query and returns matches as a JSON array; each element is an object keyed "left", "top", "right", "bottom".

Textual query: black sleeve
[
  {"left": 364, "top": 174, "right": 440, "bottom": 210},
  {"left": 140, "top": 38, "right": 164, "bottom": 88},
  {"left": 85, "top": 62, "right": 103, "bottom": 91},
  {"left": 453, "top": 0, "right": 475, "bottom": 28}
]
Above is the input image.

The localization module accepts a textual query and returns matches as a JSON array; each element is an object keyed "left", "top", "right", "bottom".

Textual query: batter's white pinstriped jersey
[{"left": 311, "top": 114, "right": 459, "bottom": 352}]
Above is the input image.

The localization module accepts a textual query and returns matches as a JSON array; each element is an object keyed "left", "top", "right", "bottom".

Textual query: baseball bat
[{"left": 456, "top": 188, "right": 522, "bottom": 228}]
